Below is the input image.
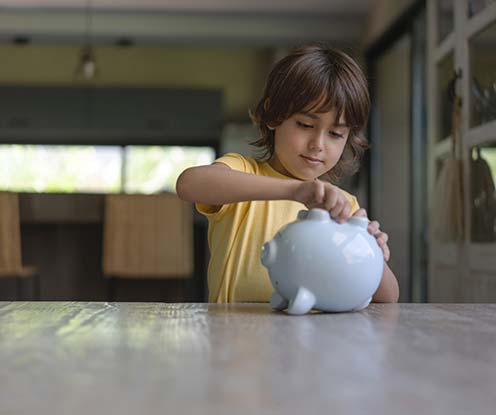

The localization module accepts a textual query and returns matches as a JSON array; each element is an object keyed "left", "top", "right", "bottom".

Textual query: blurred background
[{"left": 0, "top": 0, "right": 494, "bottom": 304}]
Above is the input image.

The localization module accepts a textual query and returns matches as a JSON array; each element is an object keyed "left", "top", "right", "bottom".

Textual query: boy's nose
[{"left": 308, "top": 132, "right": 325, "bottom": 151}]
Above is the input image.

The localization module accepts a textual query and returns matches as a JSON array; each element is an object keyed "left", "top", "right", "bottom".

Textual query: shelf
[
  {"left": 434, "top": 32, "right": 455, "bottom": 63},
  {"left": 465, "top": 119, "right": 496, "bottom": 147},
  {"left": 433, "top": 137, "right": 454, "bottom": 158},
  {"left": 467, "top": 2, "right": 496, "bottom": 38}
]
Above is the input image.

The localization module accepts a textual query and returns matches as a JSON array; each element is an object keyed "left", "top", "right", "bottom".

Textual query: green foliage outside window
[
  {"left": 0, "top": 144, "right": 215, "bottom": 194},
  {"left": 125, "top": 146, "right": 215, "bottom": 194}
]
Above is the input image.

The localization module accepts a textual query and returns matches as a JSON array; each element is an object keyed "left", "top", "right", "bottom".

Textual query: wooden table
[{"left": 1, "top": 302, "right": 495, "bottom": 414}]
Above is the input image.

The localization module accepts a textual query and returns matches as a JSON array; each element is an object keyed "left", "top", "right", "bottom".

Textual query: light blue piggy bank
[{"left": 261, "top": 208, "right": 384, "bottom": 315}]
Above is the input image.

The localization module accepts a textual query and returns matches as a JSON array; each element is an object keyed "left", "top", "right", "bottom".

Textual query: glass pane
[
  {"left": 468, "top": 0, "right": 496, "bottom": 17},
  {"left": 470, "top": 21, "right": 496, "bottom": 127},
  {"left": 437, "top": 52, "right": 455, "bottom": 140},
  {"left": 125, "top": 146, "right": 215, "bottom": 194},
  {"left": 0, "top": 145, "right": 121, "bottom": 193},
  {"left": 470, "top": 143, "right": 496, "bottom": 242},
  {"left": 438, "top": 0, "right": 454, "bottom": 43}
]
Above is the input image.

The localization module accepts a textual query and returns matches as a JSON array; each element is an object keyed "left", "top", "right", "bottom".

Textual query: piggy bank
[{"left": 261, "top": 208, "right": 384, "bottom": 315}]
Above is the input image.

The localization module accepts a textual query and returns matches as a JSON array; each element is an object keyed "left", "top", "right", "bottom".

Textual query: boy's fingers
[
  {"left": 325, "top": 190, "right": 339, "bottom": 212},
  {"left": 339, "top": 202, "right": 352, "bottom": 223},
  {"left": 368, "top": 220, "right": 380, "bottom": 233},
  {"left": 353, "top": 208, "right": 367, "bottom": 217},
  {"left": 367, "top": 225, "right": 378, "bottom": 234},
  {"left": 377, "top": 239, "right": 390, "bottom": 261},
  {"left": 313, "top": 181, "right": 325, "bottom": 204},
  {"left": 329, "top": 198, "right": 344, "bottom": 218},
  {"left": 383, "top": 244, "right": 390, "bottom": 261},
  {"left": 378, "top": 232, "right": 389, "bottom": 244}
]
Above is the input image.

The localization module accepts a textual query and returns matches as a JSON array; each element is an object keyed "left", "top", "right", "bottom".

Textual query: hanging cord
[{"left": 85, "top": 0, "right": 92, "bottom": 47}]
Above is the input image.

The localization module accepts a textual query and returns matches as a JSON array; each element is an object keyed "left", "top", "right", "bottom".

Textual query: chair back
[
  {"left": 103, "top": 193, "right": 193, "bottom": 278},
  {"left": 0, "top": 192, "right": 22, "bottom": 273}
]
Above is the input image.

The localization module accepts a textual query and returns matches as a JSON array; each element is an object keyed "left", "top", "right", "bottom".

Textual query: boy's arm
[
  {"left": 352, "top": 209, "right": 399, "bottom": 303},
  {"left": 176, "top": 163, "right": 299, "bottom": 210},
  {"left": 177, "top": 163, "right": 360, "bottom": 222},
  {"left": 372, "top": 263, "right": 399, "bottom": 303}
]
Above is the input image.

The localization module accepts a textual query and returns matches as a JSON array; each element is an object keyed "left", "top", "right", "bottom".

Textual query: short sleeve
[
  {"left": 195, "top": 153, "right": 254, "bottom": 220},
  {"left": 349, "top": 195, "right": 360, "bottom": 215},
  {"left": 212, "top": 153, "right": 256, "bottom": 174}
]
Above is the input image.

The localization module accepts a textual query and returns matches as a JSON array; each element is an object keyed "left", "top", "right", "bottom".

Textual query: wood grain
[{"left": 1, "top": 302, "right": 495, "bottom": 414}]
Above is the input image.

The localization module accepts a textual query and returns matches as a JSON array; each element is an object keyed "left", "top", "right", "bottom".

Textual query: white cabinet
[{"left": 428, "top": 0, "right": 496, "bottom": 302}]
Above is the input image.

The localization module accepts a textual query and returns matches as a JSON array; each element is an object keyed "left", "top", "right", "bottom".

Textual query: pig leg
[
  {"left": 287, "top": 287, "right": 316, "bottom": 315},
  {"left": 270, "top": 291, "right": 289, "bottom": 311},
  {"left": 352, "top": 297, "right": 372, "bottom": 311}
]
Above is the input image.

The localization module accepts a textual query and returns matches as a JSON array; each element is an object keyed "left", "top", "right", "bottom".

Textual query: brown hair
[{"left": 250, "top": 44, "right": 370, "bottom": 183}]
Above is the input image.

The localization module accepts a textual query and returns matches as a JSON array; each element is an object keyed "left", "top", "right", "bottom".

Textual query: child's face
[{"left": 268, "top": 109, "right": 350, "bottom": 181}]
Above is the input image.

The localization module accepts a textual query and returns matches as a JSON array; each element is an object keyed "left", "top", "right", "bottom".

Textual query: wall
[
  {"left": 0, "top": 44, "right": 273, "bottom": 122},
  {"left": 364, "top": 0, "right": 417, "bottom": 45},
  {"left": 220, "top": 123, "right": 259, "bottom": 157}
]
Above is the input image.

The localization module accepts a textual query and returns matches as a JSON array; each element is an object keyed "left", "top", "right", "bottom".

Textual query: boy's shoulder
[{"left": 215, "top": 153, "right": 290, "bottom": 180}]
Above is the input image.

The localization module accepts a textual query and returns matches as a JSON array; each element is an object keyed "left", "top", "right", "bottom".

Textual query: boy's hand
[
  {"left": 292, "top": 179, "right": 352, "bottom": 223},
  {"left": 353, "top": 209, "right": 390, "bottom": 261}
]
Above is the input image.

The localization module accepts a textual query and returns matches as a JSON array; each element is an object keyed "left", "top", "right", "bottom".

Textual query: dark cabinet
[
  {"left": 0, "top": 86, "right": 87, "bottom": 130},
  {"left": 0, "top": 85, "right": 222, "bottom": 145}
]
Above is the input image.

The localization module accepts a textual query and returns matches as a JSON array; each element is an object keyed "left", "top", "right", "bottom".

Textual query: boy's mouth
[{"left": 300, "top": 155, "right": 323, "bottom": 164}]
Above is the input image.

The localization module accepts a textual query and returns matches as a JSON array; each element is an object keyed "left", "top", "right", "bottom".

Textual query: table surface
[{"left": 1, "top": 302, "right": 495, "bottom": 415}]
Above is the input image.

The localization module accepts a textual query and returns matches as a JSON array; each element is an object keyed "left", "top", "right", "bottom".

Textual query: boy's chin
[
  {"left": 284, "top": 165, "right": 322, "bottom": 181},
  {"left": 291, "top": 172, "right": 317, "bottom": 181}
]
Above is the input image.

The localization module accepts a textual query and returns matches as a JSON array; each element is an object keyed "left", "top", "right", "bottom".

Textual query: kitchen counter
[{"left": 1, "top": 302, "right": 495, "bottom": 414}]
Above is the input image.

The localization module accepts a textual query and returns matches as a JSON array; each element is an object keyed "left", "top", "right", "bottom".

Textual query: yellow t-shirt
[{"left": 196, "top": 152, "right": 360, "bottom": 303}]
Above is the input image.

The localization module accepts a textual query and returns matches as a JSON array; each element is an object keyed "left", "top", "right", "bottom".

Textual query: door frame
[{"left": 365, "top": 1, "right": 427, "bottom": 302}]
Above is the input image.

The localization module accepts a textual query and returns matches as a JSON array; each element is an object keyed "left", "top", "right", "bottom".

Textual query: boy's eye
[
  {"left": 296, "top": 121, "right": 313, "bottom": 129},
  {"left": 330, "top": 131, "right": 345, "bottom": 139}
]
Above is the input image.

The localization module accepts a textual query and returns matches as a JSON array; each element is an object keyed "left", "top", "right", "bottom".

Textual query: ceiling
[
  {"left": 0, "top": 0, "right": 373, "bottom": 46},
  {"left": 0, "top": 0, "right": 371, "bottom": 14}
]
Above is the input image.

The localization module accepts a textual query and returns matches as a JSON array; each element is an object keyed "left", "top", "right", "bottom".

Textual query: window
[
  {"left": 0, "top": 144, "right": 215, "bottom": 194},
  {"left": 470, "top": 20, "right": 496, "bottom": 127},
  {"left": 125, "top": 146, "right": 215, "bottom": 194}
]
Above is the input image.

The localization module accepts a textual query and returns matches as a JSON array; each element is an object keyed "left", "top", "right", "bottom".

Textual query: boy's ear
[
  {"left": 263, "top": 98, "right": 276, "bottom": 130},
  {"left": 263, "top": 98, "right": 270, "bottom": 112}
]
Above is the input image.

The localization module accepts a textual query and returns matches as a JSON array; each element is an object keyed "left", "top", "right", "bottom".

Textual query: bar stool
[
  {"left": 0, "top": 192, "right": 40, "bottom": 300},
  {"left": 102, "top": 193, "right": 193, "bottom": 301}
]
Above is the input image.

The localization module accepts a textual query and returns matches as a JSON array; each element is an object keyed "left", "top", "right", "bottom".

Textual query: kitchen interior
[
  {"left": 1, "top": 0, "right": 495, "bottom": 304},
  {"left": 1, "top": 1, "right": 496, "bottom": 414}
]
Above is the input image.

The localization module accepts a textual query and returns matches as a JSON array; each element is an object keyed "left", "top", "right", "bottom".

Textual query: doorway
[{"left": 366, "top": 2, "right": 427, "bottom": 302}]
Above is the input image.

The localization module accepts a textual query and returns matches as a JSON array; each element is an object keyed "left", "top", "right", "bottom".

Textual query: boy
[{"left": 177, "top": 45, "right": 399, "bottom": 304}]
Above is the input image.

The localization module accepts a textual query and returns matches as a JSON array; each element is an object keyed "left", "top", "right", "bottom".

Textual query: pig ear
[{"left": 297, "top": 210, "right": 309, "bottom": 220}]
